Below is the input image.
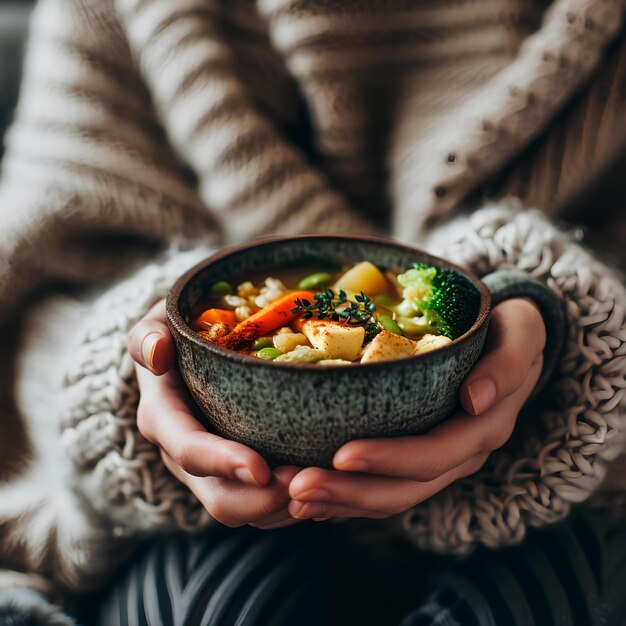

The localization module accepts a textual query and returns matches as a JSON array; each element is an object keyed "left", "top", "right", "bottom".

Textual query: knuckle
[
  {"left": 159, "top": 448, "right": 175, "bottom": 473},
  {"left": 386, "top": 502, "right": 410, "bottom": 516},
  {"left": 515, "top": 299, "right": 547, "bottom": 352},
  {"left": 389, "top": 492, "right": 421, "bottom": 515},
  {"left": 171, "top": 439, "right": 194, "bottom": 473},
  {"left": 415, "top": 455, "right": 449, "bottom": 482},
  {"left": 310, "top": 504, "right": 331, "bottom": 518},
  {"left": 482, "top": 422, "right": 514, "bottom": 451},
  {"left": 207, "top": 503, "right": 243, "bottom": 528},
  {"left": 497, "top": 351, "right": 526, "bottom": 390},
  {"left": 257, "top": 492, "right": 288, "bottom": 519},
  {"left": 136, "top": 402, "right": 155, "bottom": 442},
  {"left": 464, "top": 453, "right": 489, "bottom": 477}
]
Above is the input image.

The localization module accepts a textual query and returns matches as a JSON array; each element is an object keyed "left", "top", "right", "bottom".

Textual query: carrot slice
[
  {"left": 218, "top": 290, "right": 315, "bottom": 350},
  {"left": 190, "top": 308, "right": 237, "bottom": 331}
]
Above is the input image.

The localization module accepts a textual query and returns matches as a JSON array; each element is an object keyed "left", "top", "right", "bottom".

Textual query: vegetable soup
[{"left": 188, "top": 260, "right": 480, "bottom": 365}]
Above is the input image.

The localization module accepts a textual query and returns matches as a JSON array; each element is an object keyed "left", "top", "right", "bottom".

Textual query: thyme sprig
[{"left": 291, "top": 289, "right": 381, "bottom": 341}]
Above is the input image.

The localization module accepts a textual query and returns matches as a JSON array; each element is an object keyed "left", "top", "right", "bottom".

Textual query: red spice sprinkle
[{"left": 216, "top": 323, "right": 261, "bottom": 351}]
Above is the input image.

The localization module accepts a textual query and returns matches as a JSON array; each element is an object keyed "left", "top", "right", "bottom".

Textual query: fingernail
[
  {"left": 233, "top": 467, "right": 258, "bottom": 486},
  {"left": 335, "top": 458, "right": 369, "bottom": 472},
  {"left": 292, "top": 488, "right": 330, "bottom": 502},
  {"left": 467, "top": 377, "right": 497, "bottom": 414},
  {"left": 141, "top": 332, "right": 162, "bottom": 370},
  {"left": 293, "top": 502, "right": 324, "bottom": 519}
]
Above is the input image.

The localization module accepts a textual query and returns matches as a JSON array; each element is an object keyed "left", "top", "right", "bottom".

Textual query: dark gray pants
[{"left": 89, "top": 507, "right": 626, "bottom": 626}]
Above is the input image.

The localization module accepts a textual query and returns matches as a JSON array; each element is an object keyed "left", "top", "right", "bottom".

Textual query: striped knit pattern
[
  {"left": 0, "top": 0, "right": 626, "bottom": 599},
  {"left": 3, "top": 0, "right": 626, "bottom": 319}
]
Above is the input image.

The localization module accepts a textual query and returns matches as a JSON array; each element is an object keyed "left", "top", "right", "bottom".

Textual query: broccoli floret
[{"left": 395, "top": 263, "right": 479, "bottom": 339}]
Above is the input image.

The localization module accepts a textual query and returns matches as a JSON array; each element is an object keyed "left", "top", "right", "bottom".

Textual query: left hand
[{"left": 287, "top": 298, "right": 546, "bottom": 521}]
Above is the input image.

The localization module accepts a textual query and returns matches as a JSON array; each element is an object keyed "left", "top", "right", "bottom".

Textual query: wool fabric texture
[{"left": 0, "top": 0, "right": 625, "bottom": 600}]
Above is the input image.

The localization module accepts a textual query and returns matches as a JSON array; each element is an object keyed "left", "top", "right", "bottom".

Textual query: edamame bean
[
  {"left": 257, "top": 347, "right": 283, "bottom": 360},
  {"left": 379, "top": 315, "right": 404, "bottom": 336},
  {"left": 297, "top": 272, "right": 332, "bottom": 291},
  {"left": 252, "top": 337, "right": 274, "bottom": 351},
  {"left": 209, "top": 281, "right": 234, "bottom": 296}
]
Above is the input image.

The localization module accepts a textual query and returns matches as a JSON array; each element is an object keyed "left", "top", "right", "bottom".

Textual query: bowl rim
[{"left": 166, "top": 234, "right": 492, "bottom": 370}]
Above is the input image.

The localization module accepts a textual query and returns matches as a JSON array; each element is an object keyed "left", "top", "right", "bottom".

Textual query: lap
[{"left": 89, "top": 507, "right": 626, "bottom": 626}]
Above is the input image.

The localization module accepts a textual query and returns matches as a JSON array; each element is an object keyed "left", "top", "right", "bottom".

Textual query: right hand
[{"left": 127, "top": 299, "right": 301, "bottom": 529}]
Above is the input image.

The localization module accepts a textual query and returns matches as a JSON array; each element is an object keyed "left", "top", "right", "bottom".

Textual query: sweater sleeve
[
  {"left": 399, "top": 203, "right": 626, "bottom": 554},
  {"left": 59, "top": 245, "right": 216, "bottom": 535},
  {"left": 113, "top": 0, "right": 376, "bottom": 242}
]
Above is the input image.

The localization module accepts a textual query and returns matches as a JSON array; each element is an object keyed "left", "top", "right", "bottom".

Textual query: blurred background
[
  {"left": 0, "top": 0, "right": 623, "bottom": 269},
  {"left": 0, "top": 0, "right": 32, "bottom": 160}
]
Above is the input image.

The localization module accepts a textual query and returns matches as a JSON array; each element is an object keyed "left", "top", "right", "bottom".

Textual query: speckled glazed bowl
[{"left": 166, "top": 235, "right": 556, "bottom": 467}]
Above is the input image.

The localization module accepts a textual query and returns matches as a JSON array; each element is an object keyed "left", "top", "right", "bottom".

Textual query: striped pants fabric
[{"left": 90, "top": 507, "right": 626, "bottom": 626}]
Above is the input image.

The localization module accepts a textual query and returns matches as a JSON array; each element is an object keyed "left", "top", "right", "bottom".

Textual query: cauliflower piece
[
  {"left": 273, "top": 332, "right": 309, "bottom": 353},
  {"left": 273, "top": 345, "right": 325, "bottom": 363},
  {"left": 225, "top": 295, "right": 248, "bottom": 308},
  {"left": 254, "top": 277, "right": 288, "bottom": 308},
  {"left": 360, "top": 330, "right": 417, "bottom": 363},
  {"left": 198, "top": 323, "right": 230, "bottom": 342},
  {"left": 235, "top": 305, "right": 252, "bottom": 321},
  {"left": 237, "top": 281, "right": 259, "bottom": 297},
  {"left": 317, "top": 359, "right": 352, "bottom": 366}
]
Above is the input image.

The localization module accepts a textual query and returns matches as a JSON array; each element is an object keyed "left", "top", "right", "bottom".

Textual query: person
[{"left": 0, "top": 0, "right": 625, "bottom": 623}]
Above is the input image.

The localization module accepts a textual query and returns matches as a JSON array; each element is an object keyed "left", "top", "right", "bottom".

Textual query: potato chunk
[
  {"left": 295, "top": 319, "right": 365, "bottom": 361},
  {"left": 273, "top": 332, "right": 309, "bottom": 353},
  {"left": 360, "top": 330, "right": 417, "bottom": 363},
  {"left": 414, "top": 334, "right": 452, "bottom": 353},
  {"left": 333, "top": 261, "right": 390, "bottom": 296}
]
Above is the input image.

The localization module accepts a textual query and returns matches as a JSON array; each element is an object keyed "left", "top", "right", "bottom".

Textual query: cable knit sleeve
[
  {"left": 399, "top": 204, "right": 626, "bottom": 553},
  {"left": 60, "top": 245, "right": 216, "bottom": 535}
]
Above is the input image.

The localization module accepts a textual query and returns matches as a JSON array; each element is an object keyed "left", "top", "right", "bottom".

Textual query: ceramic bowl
[{"left": 166, "top": 235, "right": 542, "bottom": 467}]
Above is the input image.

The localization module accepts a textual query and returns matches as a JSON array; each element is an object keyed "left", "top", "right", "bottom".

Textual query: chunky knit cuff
[
  {"left": 60, "top": 245, "right": 216, "bottom": 535},
  {"left": 401, "top": 204, "right": 626, "bottom": 554}
]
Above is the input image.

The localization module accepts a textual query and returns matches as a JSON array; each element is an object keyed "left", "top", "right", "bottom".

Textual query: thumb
[
  {"left": 460, "top": 298, "right": 546, "bottom": 415},
  {"left": 127, "top": 299, "right": 176, "bottom": 375}
]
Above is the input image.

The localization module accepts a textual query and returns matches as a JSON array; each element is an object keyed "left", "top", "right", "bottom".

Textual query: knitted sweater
[{"left": 1, "top": 0, "right": 626, "bottom": 598}]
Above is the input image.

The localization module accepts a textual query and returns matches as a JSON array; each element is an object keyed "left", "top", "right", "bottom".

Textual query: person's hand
[
  {"left": 128, "top": 299, "right": 300, "bottom": 530},
  {"left": 287, "top": 298, "right": 546, "bottom": 521}
]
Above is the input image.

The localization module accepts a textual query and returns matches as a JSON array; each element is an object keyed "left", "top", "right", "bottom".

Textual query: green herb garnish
[{"left": 291, "top": 289, "right": 381, "bottom": 342}]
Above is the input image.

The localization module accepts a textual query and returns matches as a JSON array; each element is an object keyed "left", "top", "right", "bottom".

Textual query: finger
[
  {"left": 289, "top": 500, "right": 390, "bottom": 521},
  {"left": 172, "top": 464, "right": 300, "bottom": 528},
  {"left": 249, "top": 467, "right": 306, "bottom": 528},
  {"left": 137, "top": 364, "right": 271, "bottom": 486},
  {"left": 459, "top": 298, "right": 546, "bottom": 415},
  {"left": 127, "top": 299, "right": 175, "bottom": 375},
  {"left": 333, "top": 356, "right": 541, "bottom": 480},
  {"left": 290, "top": 453, "right": 488, "bottom": 518}
]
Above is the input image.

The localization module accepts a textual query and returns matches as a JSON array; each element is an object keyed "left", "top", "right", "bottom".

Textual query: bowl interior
[{"left": 173, "top": 235, "right": 490, "bottom": 361}]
